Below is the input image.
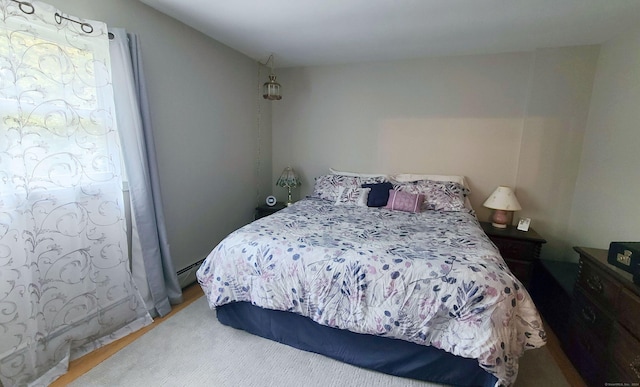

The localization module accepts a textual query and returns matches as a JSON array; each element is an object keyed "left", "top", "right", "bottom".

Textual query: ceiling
[{"left": 139, "top": 0, "right": 640, "bottom": 68}]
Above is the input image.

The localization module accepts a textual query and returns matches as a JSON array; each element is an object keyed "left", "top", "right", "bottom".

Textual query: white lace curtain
[{"left": 0, "top": 1, "right": 151, "bottom": 386}]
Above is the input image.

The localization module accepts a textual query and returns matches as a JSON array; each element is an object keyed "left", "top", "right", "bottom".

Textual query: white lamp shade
[{"left": 482, "top": 186, "right": 522, "bottom": 211}]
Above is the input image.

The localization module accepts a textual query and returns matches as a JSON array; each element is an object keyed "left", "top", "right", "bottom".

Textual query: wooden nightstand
[
  {"left": 254, "top": 202, "right": 287, "bottom": 220},
  {"left": 480, "top": 221, "right": 546, "bottom": 288}
]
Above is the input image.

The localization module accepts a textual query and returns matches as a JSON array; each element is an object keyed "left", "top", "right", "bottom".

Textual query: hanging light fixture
[{"left": 262, "top": 54, "right": 282, "bottom": 101}]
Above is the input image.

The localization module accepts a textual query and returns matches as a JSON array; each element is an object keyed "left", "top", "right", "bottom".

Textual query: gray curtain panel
[{"left": 110, "top": 29, "right": 183, "bottom": 317}]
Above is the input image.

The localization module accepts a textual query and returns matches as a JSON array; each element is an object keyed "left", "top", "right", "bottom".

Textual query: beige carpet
[{"left": 69, "top": 296, "right": 568, "bottom": 387}]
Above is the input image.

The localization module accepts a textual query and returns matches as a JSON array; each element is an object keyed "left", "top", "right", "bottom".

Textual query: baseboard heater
[{"left": 176, "top": 258, "right": 205, "bottom": 276}]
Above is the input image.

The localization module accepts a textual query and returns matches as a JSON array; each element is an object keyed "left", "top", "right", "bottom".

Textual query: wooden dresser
[{"left": 570, "top": 246, "right": 640, "bottom": 386}]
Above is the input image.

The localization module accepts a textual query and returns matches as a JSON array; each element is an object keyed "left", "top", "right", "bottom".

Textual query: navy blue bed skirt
[{"left": 216, "top": 302, "right": 497, "bottom": 387}]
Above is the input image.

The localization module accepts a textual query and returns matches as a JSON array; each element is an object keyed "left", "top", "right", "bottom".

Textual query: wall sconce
[
  {"left": 276, "top": 166, "right": 301, "bottom": 206},
  {"left": 262, "top": 54, "right": 282, "bottom": 101},
  {"left": 482, "top": 186, "right": 522, "bottom": 228}
]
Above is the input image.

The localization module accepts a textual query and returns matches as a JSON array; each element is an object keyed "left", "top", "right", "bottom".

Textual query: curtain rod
[{"left": 10, "top": 0, "right": 108, "bottom": 37}]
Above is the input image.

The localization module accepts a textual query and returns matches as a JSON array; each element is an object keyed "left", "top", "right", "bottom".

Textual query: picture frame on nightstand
[{"left": 517, "top": 217, "right": 531, "bottom": 232}]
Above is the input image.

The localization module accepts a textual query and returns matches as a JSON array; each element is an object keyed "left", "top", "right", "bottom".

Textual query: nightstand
[
  {"left": 480, "top": 221, "right": 546, "bottom": 288},
  {"left": 254, "top": 202, "right": 287, "bottom": 220}
]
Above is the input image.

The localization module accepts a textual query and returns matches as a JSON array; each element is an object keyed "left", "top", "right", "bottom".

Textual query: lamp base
[
  {"left": 491, "top": 209, "right": 510, "bottom": 229},
  {"left": 286, "top": 187, "right": 293, "bottom": 206}
]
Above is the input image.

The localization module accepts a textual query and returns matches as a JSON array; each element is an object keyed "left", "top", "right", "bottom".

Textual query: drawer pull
[
  {"left": 578, "top": 335, "right": 592, "bottom": 352},
  {"left": 580, "top": 306, "right": 596, "bottom": 324},
  {"left": 586, "top": 274, "right": 603, "bottom": 294}
]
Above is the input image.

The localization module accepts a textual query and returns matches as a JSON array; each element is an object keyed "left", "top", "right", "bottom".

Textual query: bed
[{"left": 196, "top": 172, "right": 546, "bottom": 387}]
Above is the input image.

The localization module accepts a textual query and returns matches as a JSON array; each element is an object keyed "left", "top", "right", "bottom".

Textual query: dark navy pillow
[{"left": 361, "top": 182, "right": 393, "bottom": 207}]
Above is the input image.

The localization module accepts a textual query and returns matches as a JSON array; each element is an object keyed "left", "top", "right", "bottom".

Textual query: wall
[
  {"left": 516, "top": 46, "right": 600, "bottom": 261},
  {"left": 272, "top": 48, "right": 598, "bottom": 261},
  {"left": 568, "top": 27, "right": 640, "bottom": 256},
  {"left": 46, "top": 0, "right": 273, "bottom": 283},
  {"left": 273, "top": 53, "right": 532, "bottom": 220}
]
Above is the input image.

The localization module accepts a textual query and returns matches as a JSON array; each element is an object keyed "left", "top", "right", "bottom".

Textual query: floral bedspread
[{"left": 196, "top": 198, "right": 546, "bottom": 386}]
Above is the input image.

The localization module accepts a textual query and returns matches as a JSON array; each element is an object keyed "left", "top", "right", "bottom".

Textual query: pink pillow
[{"left": 384, "top": 189, "right": 425, "bottom": 213}]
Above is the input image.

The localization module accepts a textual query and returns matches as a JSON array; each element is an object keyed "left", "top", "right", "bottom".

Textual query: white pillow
[
  {"left": 335, "top": 187, "right": 371, "bottom": 207},
  {"left": 390, "top": 173, "right": 469, "bottom": 189},
  {"left": 329, "top": 167, "right": 388, "bottom": 179}
]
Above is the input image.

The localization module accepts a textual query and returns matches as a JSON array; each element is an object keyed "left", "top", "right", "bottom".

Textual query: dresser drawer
[
  {"left": 617, "top": 288, "right": 640, "bottom": 338},
  {"left": 492, "top": 238, "right": 538, "bottom": 262},
  {"left": 567, "top": 318, "right": 607, "bottom": 387},
  {"left": 573, "top": 288, "right": 613, "bottom": 343},
  {"left": 609, "top": 323, "right": 640, "bottom": 383},
  {"left": 577, "top": 257, "right": 621, "bottom": 309},
  {"left": 569, "top": 316, "right": 609, "bottom": 364}
]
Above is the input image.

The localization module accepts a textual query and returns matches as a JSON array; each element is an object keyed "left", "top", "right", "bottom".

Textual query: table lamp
[
  {"left": 482, "top": 186, "right": 522, "bottom": 229},
  {"left": 276, "top": 166, "right": 301, "bottom": 206}
]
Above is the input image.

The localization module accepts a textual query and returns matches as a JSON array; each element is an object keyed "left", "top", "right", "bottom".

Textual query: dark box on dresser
[{"left": 608, "top": 242, "right": 640, "bottom": 284}]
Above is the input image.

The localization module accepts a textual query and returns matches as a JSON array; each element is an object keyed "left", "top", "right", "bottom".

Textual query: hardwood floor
[
  {"left": 51, "top": 283, "right": 584, "bottom": 386},
  {"left": 50, "top": 283, "right": 204, "bottom": 387}
]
